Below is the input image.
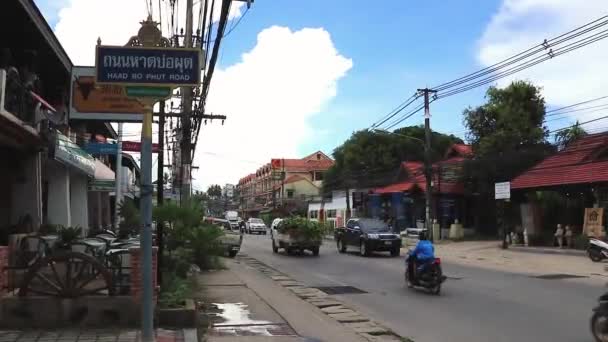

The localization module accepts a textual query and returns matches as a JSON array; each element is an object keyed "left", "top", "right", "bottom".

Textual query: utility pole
[
  {"left": 156, "top": 100, "right": 165, "bottom": 283},
  {"left": 180, "top": 0, "right": 194, "bottom": 203},
  {"left": 418, "top": 88, "right": 437, "bottom": 242},
  {"left": 114, "top": 122, "right": 123, "bottom": 230}
]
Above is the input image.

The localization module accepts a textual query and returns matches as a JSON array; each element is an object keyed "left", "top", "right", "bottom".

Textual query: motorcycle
[
  {"left": 404, "top": 252, "right": 446, "bottom": 295},
  {"left": 591, "top": 292, "right": 608, "bottom": 342},
  {"left": 588, "top": 238, "right": 608, "bottom": 262}
]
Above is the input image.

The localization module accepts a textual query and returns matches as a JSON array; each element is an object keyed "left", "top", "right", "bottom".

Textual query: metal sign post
[
  {"left": 495, "top": 182, "right": 511, "bottom": 249},
  {"left": 95, "top": 16, "right": 202, "bottom": 342}
]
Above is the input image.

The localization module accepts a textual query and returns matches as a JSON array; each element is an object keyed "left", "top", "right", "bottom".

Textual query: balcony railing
[{"left": 0, "top": 69, "right": 36, "bottom": 125}]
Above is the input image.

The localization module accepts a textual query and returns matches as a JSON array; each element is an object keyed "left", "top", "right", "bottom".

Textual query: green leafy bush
[
  {"left": 276, "top": 216, "right": 326, "bottom": 242},
  {"left": 58, "top": 226, "right": 82, "bottom": 247},
  {"left": 118, "top": 199, "right": 141, "bottom": 238},
  {"left": 155, "top": 200, "right": 224, "bottom": 271},
  {"left": 159, "top": 272, "right": 196, "bottom": 308}
]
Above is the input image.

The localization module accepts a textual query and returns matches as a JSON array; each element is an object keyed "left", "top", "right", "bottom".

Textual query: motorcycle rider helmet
[{"left": 419, "top": 230, "right": 428, "bottom": 241}]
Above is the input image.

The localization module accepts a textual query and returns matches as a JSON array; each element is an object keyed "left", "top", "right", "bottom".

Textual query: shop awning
[
  {"left": 54, "top": 132, "right": 95, "bottom": 177},
  {"left": 89, "top": 159, "right": 115, "bottom": 192}
]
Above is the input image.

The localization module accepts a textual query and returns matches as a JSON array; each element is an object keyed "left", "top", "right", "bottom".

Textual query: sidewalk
[
  {"left": 197, "top": 259, "right": 367, "bottom": 342},
  {"left": 417, "top": 240, "right": 608, "bottom": 282}
]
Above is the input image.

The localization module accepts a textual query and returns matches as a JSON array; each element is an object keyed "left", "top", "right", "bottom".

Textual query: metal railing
[{"left": 0, "top": 69, "right": 35, "bottom": 124}]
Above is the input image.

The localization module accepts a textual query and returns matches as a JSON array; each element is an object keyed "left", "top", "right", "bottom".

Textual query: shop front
[{"left": 44, "top": 132, "right": 95, "bottom": 233}]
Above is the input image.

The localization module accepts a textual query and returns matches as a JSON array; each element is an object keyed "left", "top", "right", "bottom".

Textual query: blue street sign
[
  {"left": 85, "top": 142, "right": 118, "bottom": 155},
  {"left": 95, "top": 46, "right": 201, "bottom": 86}
]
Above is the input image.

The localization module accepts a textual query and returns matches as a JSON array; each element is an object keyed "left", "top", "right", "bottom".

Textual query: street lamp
[{"left": 373, "top": 128, "right": 435, "bottom": 242}]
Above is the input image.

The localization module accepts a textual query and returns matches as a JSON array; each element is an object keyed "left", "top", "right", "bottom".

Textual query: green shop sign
[{"left": 55, "top": 133, "right": 96, "bottom": 177}]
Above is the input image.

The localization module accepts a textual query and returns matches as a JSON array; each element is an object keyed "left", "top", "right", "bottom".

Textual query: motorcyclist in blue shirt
[{"left": 409, "top": 231, "right": 435, "bottom": 276}]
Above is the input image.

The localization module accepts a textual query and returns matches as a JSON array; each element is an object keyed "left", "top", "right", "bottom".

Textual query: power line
[
  {"left": 546, "top": 95, "right": 608, "bottom": 114},
  {"left": 368, "top": 15, "right": 608, "bottom": 131},
  {"left": 144, "top": 0, "right": 151, "bottom": 15},
  {"left": 432, "top": 16, "right": 608, "bottom": 92},
  {"left": 370, "top": 93, "right": 419, "bottom": 129},
  {"left": 549, "top": 114, "right": 608, "bottom": 133},
  {"left": 222, "top": 6, "right": 250, "bottom": 39}
]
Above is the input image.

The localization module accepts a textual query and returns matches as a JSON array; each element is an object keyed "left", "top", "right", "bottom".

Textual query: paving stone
[
  {"left": 307, "top": 299, "right": 344, "bottom": 308},
  {"left": 359, "top": 332, "right": 406, "bottom": 342},
  {"left": 277, "top": 280, "right": 303, "bottom": 287},
  {"left": 343, "top": 321, "right": 389, "bottom": 334},
  {"left": 320, "top": 305, "right": 354, "bottom": 314},
  {"left": 328, "top": 311, "right": 369, "bottom": 323}
]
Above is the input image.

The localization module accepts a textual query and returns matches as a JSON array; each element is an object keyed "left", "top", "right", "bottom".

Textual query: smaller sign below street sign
[
  {"left": 70, "top": 66, "right": 145, "bottom": 122},
  {"left": 495, "top": 182, "right": 511, "bottom": 200},
  {"left": 125, "top": 86, "right": 171, "bottom": 98},
  {"left": 122, "top": 141, "right": 160, "bottom": 153},
  {"left": 96, "top": 45, "right": 201, "bottom": 86},
  {"left": 85, "top": 142, "right": 118, "bottom": 155}
]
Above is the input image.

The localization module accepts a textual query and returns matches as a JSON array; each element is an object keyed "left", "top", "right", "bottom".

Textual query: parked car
[
  {"left": 335, "top": 218, "right": 401, "bottom": 257},
  {"left": 215, "top": 219, "right": 243, "bottom": 257},
  {"left": 270, "top": 217, "right": 321, "bottom": 256},
  {"left": 247, "top": 218, "right": 267, "bottom": 235}
]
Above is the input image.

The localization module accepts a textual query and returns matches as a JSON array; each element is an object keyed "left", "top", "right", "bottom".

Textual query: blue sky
[
  {"left": 37, "top": 0, "right": 608, "bottom": 188},
  {"left": 215, "top": 0, "right": 501, "bottom": 153}
]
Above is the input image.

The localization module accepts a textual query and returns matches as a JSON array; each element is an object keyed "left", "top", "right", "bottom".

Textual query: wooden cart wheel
[{"left": 18, "top": 251, "right": 115, "bottom": 297}]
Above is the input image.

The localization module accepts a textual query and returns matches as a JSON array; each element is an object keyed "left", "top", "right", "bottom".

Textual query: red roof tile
[
  {"left": 511, "top": 133, "right": 608, "bottom": 189},
  {"left": 451, "top": 144, "right": 473, "bottom": 156},
  {"left": 375, "top": 181, "right": 417, "bottom": 194}
]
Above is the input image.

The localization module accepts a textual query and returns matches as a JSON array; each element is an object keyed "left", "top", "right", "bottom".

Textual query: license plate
[
  {"left": 384, "top": 241, "right": 392, "bottom": 245},
  {"left": 232, "top": 247, "right": 240, "bottom": 251}
]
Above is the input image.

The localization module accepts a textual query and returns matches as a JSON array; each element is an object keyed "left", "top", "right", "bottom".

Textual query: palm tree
[{"left": 555, "top": 120, "right": 587, "bottom": 150}]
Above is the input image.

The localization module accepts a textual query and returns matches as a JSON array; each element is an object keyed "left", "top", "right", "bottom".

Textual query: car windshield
[
  {"left": 359, "top": 219, "right": 391, "bottom": 233},
  {"left": 250, "top": 218, "right": 263, "bottom": 224}
]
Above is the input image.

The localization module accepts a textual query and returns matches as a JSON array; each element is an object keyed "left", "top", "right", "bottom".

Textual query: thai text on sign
[{"left": 96, "top": 46, "right": 201, "bottom": 86}]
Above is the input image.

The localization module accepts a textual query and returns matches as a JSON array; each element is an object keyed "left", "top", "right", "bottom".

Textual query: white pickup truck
[
  {"left": 213, "top": 218, "right": 243, "bottom": 257},
  {"left": 270, "top": 218, "right": 321, "bottom": 256}
]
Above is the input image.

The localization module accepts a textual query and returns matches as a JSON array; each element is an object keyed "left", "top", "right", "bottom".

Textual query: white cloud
[
  {"left": 192, "top": 26, "right": 352, "bottom": 189},
  {"left": 51, "top": 1, "right": 351, "bottom": 189},
  {"left": 54, "top": 0, "right": 244, "bottom": 65},
  {"left": 478, "top": 0, "right": 608, "bottom": 127}
]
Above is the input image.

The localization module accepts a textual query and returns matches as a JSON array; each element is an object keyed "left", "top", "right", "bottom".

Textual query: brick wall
[
  {"left": 129, "top": 246, "right": 158, "bottom": 303},
  {"left": 0, "top": 246, "right": 8, "bottom": 297}
]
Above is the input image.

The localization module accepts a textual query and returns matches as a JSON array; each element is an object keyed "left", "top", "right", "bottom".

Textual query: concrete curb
[
  {"left": 508, "top": 246, "right": 586, "bottom": 257},
  {"left": 235, "top": 254, "right": 413, "bottom": 342}
]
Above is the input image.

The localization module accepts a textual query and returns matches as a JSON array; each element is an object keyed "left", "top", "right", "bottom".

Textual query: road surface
[{"left": 239, "top": 234, "right": 604, "bottom": 342}]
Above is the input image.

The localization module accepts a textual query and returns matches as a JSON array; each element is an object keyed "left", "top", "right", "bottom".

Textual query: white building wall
[{"left": 70, "top": 172, "right": 89, "bottom": 234}]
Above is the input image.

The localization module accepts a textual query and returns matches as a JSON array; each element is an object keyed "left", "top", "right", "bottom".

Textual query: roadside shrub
[
  {"left": 159, "top": 272, "right": 196, "bottom": 308},
  {"left": 276, "top": 216, "right": 327, "bottom": 241},
  {"left": 189, "top": 224, "right": 225, "bottom": 270}
]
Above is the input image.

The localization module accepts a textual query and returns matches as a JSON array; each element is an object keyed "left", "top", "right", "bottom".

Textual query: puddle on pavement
[
  {"left": 212, "top": 303, "right": 271, "bottom": 326},
  {"left": 203, "top": 302, "right": 296, "bottom": 337}
]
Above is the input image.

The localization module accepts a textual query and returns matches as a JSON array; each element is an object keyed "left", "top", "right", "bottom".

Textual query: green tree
[
  {"left": 464, "top": 80, "right": 548, "bottom": 156},
  {"left": 206, "top": 184, "right": 222, "bottom": 198},
  {"left": 462, "top": 81, "right": 554, "bottom": 234},
  {"left": 555, "top": 120, "right": 587, "bottom": 150},
  {"left": 323, "top": 126, "right": 462, "bottom": 192}
]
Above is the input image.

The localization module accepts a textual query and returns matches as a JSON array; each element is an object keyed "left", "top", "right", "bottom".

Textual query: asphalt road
[{"left": 239, "top": 233, "right": 605, "bottom": 342}]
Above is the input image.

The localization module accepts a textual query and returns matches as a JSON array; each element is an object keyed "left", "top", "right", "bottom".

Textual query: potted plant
[{"left": 57, "top": 226, "right": 82, "bottom": 249}]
